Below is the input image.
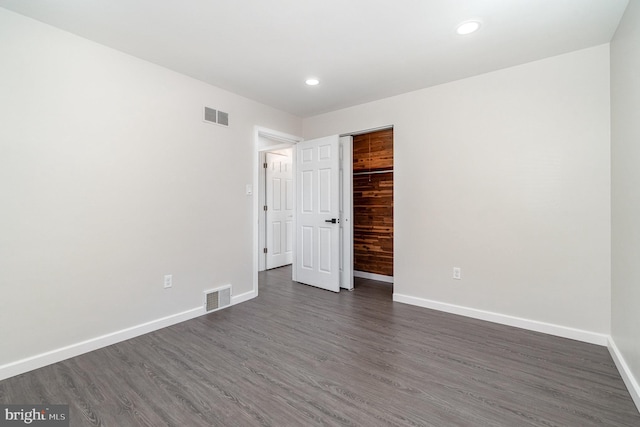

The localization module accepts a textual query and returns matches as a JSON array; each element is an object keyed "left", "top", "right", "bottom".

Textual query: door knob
[{"left": 325, "top": 218, "right": 338, "bottom": 224}]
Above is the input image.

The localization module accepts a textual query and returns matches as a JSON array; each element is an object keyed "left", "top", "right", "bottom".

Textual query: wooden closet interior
[{"left": 352, "top": 128, "right": 394, "bottom": 279}]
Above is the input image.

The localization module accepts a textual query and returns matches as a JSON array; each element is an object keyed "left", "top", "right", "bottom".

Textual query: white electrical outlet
[
  {"left": 453, "top": 267, "right": 461, "bottom": 280},
  {"left": 164, "top": 274, "right": 173, "bottom": 288}
]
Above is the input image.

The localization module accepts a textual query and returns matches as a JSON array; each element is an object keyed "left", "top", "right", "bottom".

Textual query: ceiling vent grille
[
  {"left": 204, "top": 106, "right": 229, "bottom": 127},
  {"left": 205, "top": 285, "right": 232, "bottom": 313}
]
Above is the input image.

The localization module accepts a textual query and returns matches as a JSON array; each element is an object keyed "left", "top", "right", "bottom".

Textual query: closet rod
[{"left": 353, "top": 169, "right": 394, "bottom": 176}]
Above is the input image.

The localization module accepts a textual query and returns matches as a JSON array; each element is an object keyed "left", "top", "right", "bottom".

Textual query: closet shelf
[{"left": 353, "top": 169, "right": 394, "bottom": 176}]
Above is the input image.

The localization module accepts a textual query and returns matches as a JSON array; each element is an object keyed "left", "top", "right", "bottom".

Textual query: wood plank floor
[{"left": 1, "top": 266, "right": 639, "bottom": 426}]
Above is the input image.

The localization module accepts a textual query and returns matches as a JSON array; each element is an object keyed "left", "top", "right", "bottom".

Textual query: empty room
[{"left": 1, "top": 0, "right": 639, "bottom": 426}]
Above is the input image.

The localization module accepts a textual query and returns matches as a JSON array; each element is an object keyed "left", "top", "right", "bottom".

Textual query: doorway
[
  {"left": 252, "top": 127, "right": 393, "bottom": 297},
  {"left": 352, "top": 128, "right": 394, "bottom": 285},
  {"left": 252, "top": 127, "right": 302, "bottom": 297}
]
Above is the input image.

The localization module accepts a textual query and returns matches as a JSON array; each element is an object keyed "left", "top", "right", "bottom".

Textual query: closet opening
[{"left": 352, "top": 128, "right": 394, "bottom": 288}]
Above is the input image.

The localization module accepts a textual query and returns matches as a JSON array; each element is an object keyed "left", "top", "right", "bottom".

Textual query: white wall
[
  {"left": 0, "top": 8, "right": 301, "bottom": 370},
  {"left": 611, "top": 0, "right": 640, "bottom": 405},
  {"left": 304, "top": 45, "right": 611, "bottom": 339}
]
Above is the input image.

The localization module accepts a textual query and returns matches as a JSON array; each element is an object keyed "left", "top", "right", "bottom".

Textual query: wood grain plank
[
  {"left": 353, "top": 129, "right": 394, "bottom": 172},
  {"left": 353, "top": 171, "right": 393, "bottom": 276}
]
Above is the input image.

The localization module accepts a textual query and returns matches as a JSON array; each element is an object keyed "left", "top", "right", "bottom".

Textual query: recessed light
[
  {"left": 305, "top": 78, "right": 320, "bottom": 86},
  {"left": 456, "top": 21, "right": 481, "bottom": 35}
]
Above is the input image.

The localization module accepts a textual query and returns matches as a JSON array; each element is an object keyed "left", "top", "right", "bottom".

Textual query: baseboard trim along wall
[
  {"left": 0, "top": 290, "right": 256, "bottom": 382},
  {"left": 608, "top": 338, "right": 640, "bottom": 411},
  {"left": 232, "top": 290, "right": 256, "bottom": 305},
  {"left": 353, "top": 270, "right": 394, "bottom": 284},
  {"left": 393, "top": 293, "right": 609, "bottom": 346}
]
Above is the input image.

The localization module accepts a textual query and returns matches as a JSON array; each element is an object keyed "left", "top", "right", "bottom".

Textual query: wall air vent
[
  {"left": 204, "top": 106, "right": 229, "bottom": 127},
  {"left": 217, "top": 110, "right": 229, "bottom": 126},
  {"left": 204, "top": 285, "right": 232, "bottom": 313}
]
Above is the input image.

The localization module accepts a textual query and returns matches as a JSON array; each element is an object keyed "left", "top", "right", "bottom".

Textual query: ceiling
[{"left": 0, "top": 0, "right": 629, "bottom": 118}]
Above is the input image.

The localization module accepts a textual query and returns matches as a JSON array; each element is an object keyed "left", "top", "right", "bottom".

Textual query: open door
[
  {"left": 295, "top": 135, "right": 340, "bottom": 292},
  {"left": 265, "top": 150, "right": 293, "bottom": 269}
]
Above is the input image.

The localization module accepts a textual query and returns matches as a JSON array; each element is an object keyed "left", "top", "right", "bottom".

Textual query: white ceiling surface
[{"left": 0, "top": 0, "right": 628, "bottom": 117}]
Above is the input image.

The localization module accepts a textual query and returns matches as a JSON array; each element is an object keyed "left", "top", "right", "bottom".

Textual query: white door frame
[
  {"left": 340, "top": 136, "right": 354, "bottom": 290},
  {"left": 253, "top": 127, "right": 303, "bottom": 297}
]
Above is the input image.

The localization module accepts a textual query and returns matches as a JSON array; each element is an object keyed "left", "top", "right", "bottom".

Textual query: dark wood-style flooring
[{"left": 1, "top": 266, "right": 639, "bottom": 426}]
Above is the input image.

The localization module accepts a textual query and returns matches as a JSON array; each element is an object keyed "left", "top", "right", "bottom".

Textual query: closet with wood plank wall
[{"left": 353, "top": 128, "right": 394, "bottom": 280}]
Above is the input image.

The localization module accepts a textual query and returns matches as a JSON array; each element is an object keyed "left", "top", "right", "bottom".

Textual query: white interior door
[
  {"left": 295, "top": 135, "right": 340, "bottom": 292},
  {"left": 266, "top": 150, "right": 293, "bottom": 269}
]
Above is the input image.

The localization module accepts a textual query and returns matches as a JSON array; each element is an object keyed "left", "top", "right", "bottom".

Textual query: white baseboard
[
  {"left": 353, "top": 270, "right": 394, "bottom": 284},
  {"left": 0, "top": 306, "right": 205, "bottom": 381},
  {"left": 608, "top": 337, "right": 640, "bottom": 412},
  {"left": 393, "top": 293, "right": 609, "bottom": 346},
  {"left": 0, "top": 288, "right": 258, "bottom": 382},
  {"left": 232, "top": 289, "right": 256, "bottom": 305}
]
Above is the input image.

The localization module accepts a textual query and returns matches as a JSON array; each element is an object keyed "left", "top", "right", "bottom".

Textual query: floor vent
[
  {"left": 205, "top": 285, "right": 232, "bottom": 313},
  {"left": 203, "top": 106, "right": 229, "bottom": 127}
]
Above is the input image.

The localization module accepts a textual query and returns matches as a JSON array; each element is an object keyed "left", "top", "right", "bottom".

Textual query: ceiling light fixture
[
  {"left": 456, "top": 21, "right": 481, "bottom": 35},
  {"left": 305, "top": 78, "right": 320, "bottom": 86}
]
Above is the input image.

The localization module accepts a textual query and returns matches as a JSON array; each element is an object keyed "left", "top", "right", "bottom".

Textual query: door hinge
[
  {"left": 263, "top": 248, "right": 268, "bottom": 254},
  {"left": 263, "top": 205, "right": 268, "bottom": 211},
  {"left": 263, "top": 162, "right": 268, "bottom": 169}
]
